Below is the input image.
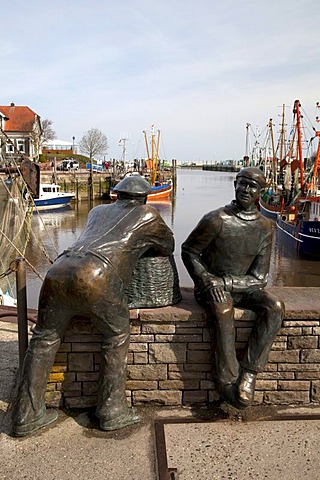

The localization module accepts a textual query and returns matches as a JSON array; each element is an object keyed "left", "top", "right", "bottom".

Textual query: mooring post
[
  {"left": 15, "top": 257, "right": 28, "bottom": 375},
  {"left": 172, "top": 159, "right": 177, "bottom": 194}
]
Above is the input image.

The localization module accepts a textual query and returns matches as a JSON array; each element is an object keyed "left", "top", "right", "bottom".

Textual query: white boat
[
  {"left": 33, "top": 183, "right": 75, "bottom": 210},
  {"left": 0, "top": 288, "right": 17, "bottom": 306}
]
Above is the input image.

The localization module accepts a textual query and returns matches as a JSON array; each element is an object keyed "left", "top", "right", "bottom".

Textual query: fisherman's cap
[
  {"left": 114, "top": 175, "right": 151, "bottom": 197},
  {"left": 236, "top": 167, "right": 267, "bottom": 188}
]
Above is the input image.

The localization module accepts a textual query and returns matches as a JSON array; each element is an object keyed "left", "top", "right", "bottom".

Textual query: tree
[
  {"left": 41, "top": 118, "right": 56, "bottom": 144},
  {"left": 80, "top": 128, "right": 109, "bottom": 202},
  {"left": 79, "top": 128, "right": 108, "bottom": 160},
  {"left": 31, "top": 118, "right": 56, "bottom": 161}
]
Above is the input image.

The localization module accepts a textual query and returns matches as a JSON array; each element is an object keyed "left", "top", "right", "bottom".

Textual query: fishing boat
[
  {"left": 259, "top": 101, "right": 320, "bottom": 222},
  {"left": 244, "top": 119, "right": 282, "bottom": 219},
  {"left": 110, "top": 126, "right": 172, "bottom": 202},
  {"left": 275, "top": 100, "right": 320, "bottom": 257},
  {"left": 276, "top": 197, "right": 320, "bottom": 257},
  {"left": 32, "top": 183, "right": 75, "bottom": 210},
  {"left": 258, "top": 106, "right": 289, "bottom": 220},
  {"left": 142, "top": 126, "right": 172, "bottom": 200}
]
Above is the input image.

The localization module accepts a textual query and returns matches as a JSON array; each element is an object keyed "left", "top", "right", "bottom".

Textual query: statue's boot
[
  {"left": 100, "top": 407, "right": 140, "bottom": 431},
  {"left": 236, "top": 369, "right": 257, "bottom": 407},
  {"left": 11, "top": 330, "right": 61, "bottom": 437},
  {"left": 217, "top": 383, "right": 237, "bottom": 405},
  {"left": 96, "top": 331, "right": 141, "bottom": 431},
  {"left": 12, "top": 409, "right": 58, "bottom": 437}
]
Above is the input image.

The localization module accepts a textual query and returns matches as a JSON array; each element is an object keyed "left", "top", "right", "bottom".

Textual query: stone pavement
[{"left": 1, "top": 319, "right": 320, "bottom": 480}]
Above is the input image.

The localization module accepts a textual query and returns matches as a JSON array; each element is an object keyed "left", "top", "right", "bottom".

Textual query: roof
[{"left": 0, "top": 103, "right": 39, "bottom": 132}]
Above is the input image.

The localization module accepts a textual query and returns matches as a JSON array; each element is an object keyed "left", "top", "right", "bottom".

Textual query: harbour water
[{"left": 24, "top": 169, "right": 320, "bottom": 309}]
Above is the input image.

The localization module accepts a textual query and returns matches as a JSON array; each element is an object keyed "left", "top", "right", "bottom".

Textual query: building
[
  {"left": 42, "top": 139, "right": 78, "bottom": 156},
  {"left": 0, "top": 102, "right": 42, "bottom": 164}
]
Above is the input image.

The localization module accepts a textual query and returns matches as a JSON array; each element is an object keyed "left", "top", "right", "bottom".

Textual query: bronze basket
[{"left": 126, "top": 254, "right": 182, "bottom": 309}]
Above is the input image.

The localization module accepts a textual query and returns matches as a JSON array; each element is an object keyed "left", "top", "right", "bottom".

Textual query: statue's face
[{"left": 234, "top": 177, "right": 261, "bottom": 210}]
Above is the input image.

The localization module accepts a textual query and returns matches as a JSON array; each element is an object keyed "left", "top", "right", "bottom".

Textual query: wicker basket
[{"left": 125, "top": 254, "right": 182, "bottom": 309}]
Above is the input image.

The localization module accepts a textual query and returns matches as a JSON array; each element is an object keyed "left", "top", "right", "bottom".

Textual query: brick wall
[{"left": 45, "top": 288, "right": 320, "bottom": 409}]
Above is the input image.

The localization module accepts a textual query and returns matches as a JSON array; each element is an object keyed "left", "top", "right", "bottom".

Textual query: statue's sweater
[
  {"left": 67, "top": 200, "right": 174, "bottom": 287},
  {"left": 181, "top": 201, "right": 272, "bottom": 295}
]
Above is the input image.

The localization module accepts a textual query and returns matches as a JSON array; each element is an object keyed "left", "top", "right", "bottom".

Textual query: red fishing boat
[
  {"left": 275, "top": 100, "right": 320, "bottom": 257},
  {"left": 110, "top": 125, "right": 172, "bottom": 202}
]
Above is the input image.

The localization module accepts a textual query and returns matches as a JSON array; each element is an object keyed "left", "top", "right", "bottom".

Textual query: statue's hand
[
  {"left": 198, "top": 275, "right": 227, "bottom": 303},
  {"left": 209, "top": 286, "right": 228, "bottom": 303}
]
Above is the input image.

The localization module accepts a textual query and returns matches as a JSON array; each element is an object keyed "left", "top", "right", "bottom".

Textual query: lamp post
[{"left": 72, "top": 136, "right": 75, "bottom": 154}]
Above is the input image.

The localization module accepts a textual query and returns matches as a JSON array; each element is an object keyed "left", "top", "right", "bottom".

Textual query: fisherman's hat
[
  {"left": 114, "top": 175, "right": 151, "bottom": 197},
  {"left": 236, "top": 167, "right": 267, "bottom": 188}
]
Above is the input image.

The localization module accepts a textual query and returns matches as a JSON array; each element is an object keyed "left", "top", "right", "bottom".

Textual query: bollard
[{"left": 15, "top": 257, "right": 28, "bottom": 376}]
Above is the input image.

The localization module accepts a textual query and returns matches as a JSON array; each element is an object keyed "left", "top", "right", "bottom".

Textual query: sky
[{"left": 1, "top": 0, "right": 319, "bottom": 163}]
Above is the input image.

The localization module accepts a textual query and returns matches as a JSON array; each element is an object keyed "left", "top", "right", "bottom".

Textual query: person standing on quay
[{"left": 181, "top": 167, "right": 284, "bottom": 408}]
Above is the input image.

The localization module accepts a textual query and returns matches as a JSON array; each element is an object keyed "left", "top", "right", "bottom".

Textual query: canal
[{"left": 24, "top": 169, "right": 320, "bottom": 308}]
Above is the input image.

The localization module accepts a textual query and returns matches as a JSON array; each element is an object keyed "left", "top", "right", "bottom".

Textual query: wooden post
[
  {"left": 53, "top": 156, "right": 57, "bottom": 184},
  {"left": 172, "top": 159, "right": 177, "bottom": 194},
  {"left": 15, "top": 257, "right": 28, "bottom": 376}
]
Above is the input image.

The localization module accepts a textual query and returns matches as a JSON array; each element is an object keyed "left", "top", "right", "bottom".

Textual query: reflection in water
[
  {"left": 148, "top": 199, "right": 174, "bottom": 226},
  {"left": 270, "top": 230, "right": 320, "bottom": 287},
  {"left": 25, "top": 169, "right": 320, "bottom": 308}
]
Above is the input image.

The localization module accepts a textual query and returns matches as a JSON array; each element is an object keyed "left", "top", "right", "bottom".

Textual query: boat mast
[
  {"left": 310, "top": 102, "right": 320, "bottom": 194},
  {"left": 154, "top": 129, "right": 161, "bottom": 183},
  {"left": 144, "top": 125, "right": 161, "bottom": 185},
  {"left": 268, "top": 118, "right": 276, "bottom": 190},
  {"left": 294, "top": 99, "right": 305, "bottom": 194},
  {"left": 311, "top": 133, "right": 320, "bottom": 194},
  {"left": 151, "top": 126, "right": 155, "bottom": 181},
  {"left": 143, "top": 130, "right": 150, "bottom": 160},
  {"left": 252, "top": 125, "right": 260, "bottom": 166},
  {"left": 243, "top": 123, "right": 251, "bottom": 166},
  {"left": 279, "top": 104, "right": 286, "bottom": 164},
  {"left": 119, "top": 136, "right": 130, "bottom": 165}
]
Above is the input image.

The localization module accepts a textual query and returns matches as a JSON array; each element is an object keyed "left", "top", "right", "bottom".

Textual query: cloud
[{"left": 1, "top": 0, "right": 319, "bottom": 161}]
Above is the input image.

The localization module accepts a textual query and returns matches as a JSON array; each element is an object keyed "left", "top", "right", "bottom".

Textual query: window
[
  {"left": 17, "top": 139, "right": 25, "bottom": 152},
  {"left": 6, "top": 142, "right": 14, "bottom": 153}
]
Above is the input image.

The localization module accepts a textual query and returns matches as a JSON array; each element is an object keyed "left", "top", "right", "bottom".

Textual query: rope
[
  {"left": 0, "top": 261, "right": 16, "bottom": 280},
  {"left": 0, "top": 127, "right": 57, "bottom": 269},
  {"left": 0, "top": 229, "right": 45, "bottom": 281}
]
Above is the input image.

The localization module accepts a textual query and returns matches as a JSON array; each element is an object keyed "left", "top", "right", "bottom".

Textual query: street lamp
[{"left": 72, "top": 136, "right": 75, "bottom": 154}]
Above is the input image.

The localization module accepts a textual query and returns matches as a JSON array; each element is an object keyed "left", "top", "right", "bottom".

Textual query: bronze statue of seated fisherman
[
  {"left": 12, "top": 175, "right": 174, "bottom": 436},
  {"left": 181, "top": 167, "right": 284, "bottom": 408}
]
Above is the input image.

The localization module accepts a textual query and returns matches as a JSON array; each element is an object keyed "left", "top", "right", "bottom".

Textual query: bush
[{"left": 38, "top": 154, "right": 46, "bottom": 163}]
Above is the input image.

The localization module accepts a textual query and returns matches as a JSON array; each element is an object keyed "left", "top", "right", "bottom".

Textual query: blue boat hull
[
  {"left": 259, "top": 198, "right": 280, "bottom": 221},
  {"left": 276, "top": 216, "right": 320, "bottom": 257},
  {"left": 34, "top": 195, "right": 74, "bottom": 210}
]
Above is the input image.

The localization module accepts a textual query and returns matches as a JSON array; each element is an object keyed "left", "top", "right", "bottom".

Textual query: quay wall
[
  {"left": 40, "top": 171, "right": 114, "bottom": 200},
  {"left": 39, "top": 169, "right": 174, "bottom": 201},
  {"left": 202, "top": 165, "right": 241, "bottom": 172},
  {"left": 45, "top": 287, "right": 320, "bottom": 409}
]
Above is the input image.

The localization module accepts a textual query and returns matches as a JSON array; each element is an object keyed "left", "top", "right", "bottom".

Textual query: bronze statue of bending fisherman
[
  {"left": 12, "top": 176, "right": 174, "bottom": 436},
  {"left": 181, "top": 167, "right": 284, "bottom": 408}
]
